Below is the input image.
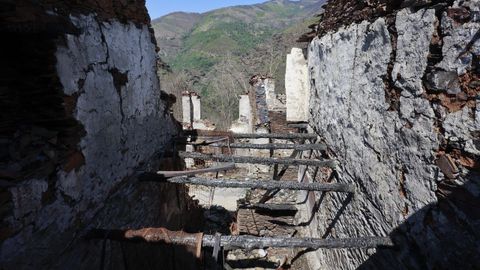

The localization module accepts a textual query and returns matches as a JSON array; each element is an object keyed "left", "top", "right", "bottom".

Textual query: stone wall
[
  {"left": 306, "top": 0, "right": 479, "bottom": 269},
  {"left": 0, "top": 1, "right": 202, "bottom": 269}
]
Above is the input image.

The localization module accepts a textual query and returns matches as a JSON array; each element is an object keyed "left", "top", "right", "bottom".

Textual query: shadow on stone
[{"left": 358, "top": 173, "right": 480, "bottom": 269}]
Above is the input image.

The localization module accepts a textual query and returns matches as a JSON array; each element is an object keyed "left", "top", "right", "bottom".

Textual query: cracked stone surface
[
  {"left": 438, "top": 1, "right": 480, "bottom": 76},
  {"left": 392, "top": 8, "right": 437, "bottom": 96},
  {"left": 306, "top": 4, "right": 479, "bottom": 269},
  {"left": 0, "top": 13, "right": 189, "bottom": 269}
]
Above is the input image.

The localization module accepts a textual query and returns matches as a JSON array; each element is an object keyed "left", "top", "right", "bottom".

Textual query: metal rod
[
  {"left": 86, "top": 228, "right": 394, "bottom": 250},
  {"left": 232, "top": 133, "right": 317, "bottom": 139},
  {"left": 287, "top": 123, "right": 309, "bottom": 129},
  {"left": 178, "top": 152, "right": 336, "bottom": 168},
  {"left": 240, "top": 203, "right": 298, "bottom": 212},
  {"left": 259, "top": 149, "right": 301, "bottom": 204},
  {"left": 181, "top": 130, "right": 317, "bottom": 140},
  {"left": 174, "top": 137, "right": 229, "bottom": 146},
  {"left": 182, "top": 130, "right": 233, "bottom": 138},
  {"left": 144, "top": 176, "right": 355, "bottom": 193},
  {"left": 86, "top": 228, "right": 201, "bottom": 245},
  {"left": 211, "top": 143, "right": 327, "bottom": 151},
  {"left": 153, "top": 163, "right": 236, "bottom": 178},
  {"left": 205, "top": 235, "right": 394, "bottom": 250}
]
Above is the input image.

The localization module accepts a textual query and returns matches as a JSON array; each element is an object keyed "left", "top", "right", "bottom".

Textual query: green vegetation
[
  {"left": 172, "top": 20, "right": 274, "bottom": 73},
  {"left": 171, "top": 51, "right": 217, "bottom": 71},
  {"left": 153, "top": 0, "right": 325, "bottom": 128},
  {"left": 264, "top": 2, "right": 302, "bottom": 17},
  {"left": 185, "top": 22, "right": 272, "bottom": 54}
]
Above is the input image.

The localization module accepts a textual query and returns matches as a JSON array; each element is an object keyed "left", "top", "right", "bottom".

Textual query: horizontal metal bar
[
  {"left": 240, "top": 203, "right": 298, "bottom": 212},
  {"left": 87, "top": 228, "right": 394, "bottom": 250},
  {"left": 212, "top": 143, "right": 327, "bottom": 151},
  {"left": 174, "top": 137, "right": 230, "bottom": 146},
  {"left": 183, "top": 130, "right": 233, "bottom": 138},
  {"left": 149, "top": 176, "right": 355, "bottom": 193},
  {"left": 287, "top": 123, "right": 309, "bottom": 129},
  {"left": 181, "top": 130, "right": 316, "bottom": 140},
  {"left": 139, "top": 163, "right": 236, "bottom": 181},
  {"left": 232, "top": 133, "right": 317, "bottom": 139},
  {"left": 204, "top": 235, "right": 394, "bottom": 250},
  {"left": 178, "top": 152, "right": 336, "bottom": 168}
]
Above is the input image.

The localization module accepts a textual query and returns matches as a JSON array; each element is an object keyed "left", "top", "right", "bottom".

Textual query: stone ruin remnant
[
  {"left": 181, "top": 91, "right": 201, "bottom": 125},
  {"left": 230, "top": 94, "right": 253, "bottom": 134},
  {"left": 227, "top": 75, "right": 293, "bottom": 174},
  {"left": 0, "top": 1, "right": 203, "bottom": 269},
  {"left": 299, "top": 0, "right": 480, "bottom": 269},
  {"left": 285, "top": 47, "right": 310, "bottom": 122},
  {"left": 181, "top": 91, "right": 215, "bottom": 130},
  {"left": 248, "top": 74, "right": 287, "bottom": 128}
]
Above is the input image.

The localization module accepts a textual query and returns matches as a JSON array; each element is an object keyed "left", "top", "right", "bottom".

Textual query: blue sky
[{"left": 146, "top": 0, "right": 267, "bottom": 19}]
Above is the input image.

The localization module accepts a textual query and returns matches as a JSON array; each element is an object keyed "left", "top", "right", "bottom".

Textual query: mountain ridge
[{"left": 152, "top": 0, "right": 325, "bottom": 128}]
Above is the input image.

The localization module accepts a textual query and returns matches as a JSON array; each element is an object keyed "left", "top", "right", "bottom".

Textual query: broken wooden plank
[
  {"left": 87, "top": 228, "right": 394, "bottom": 250},
  {"left": 145, "top": 176, "right": 355, "bottom": 193},
  {"left": 436, "top": 154, "right": 459, "bottom": 179},
  {"left": 138, "top": 163, "right": 236, "bottom": 181},
  {"left": 211, "top": 143, "right": 327, "bottom": 151},
  {"left": 178, "top": 152, "right": 336, "bottom": 168}
]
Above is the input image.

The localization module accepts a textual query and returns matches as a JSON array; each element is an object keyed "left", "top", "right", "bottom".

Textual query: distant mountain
[
  {"left": 152, "top": 0, "right": 325, "bottom": 128},
  {"left": 152, "top": 12, "right": 202, "bottom": 61}
]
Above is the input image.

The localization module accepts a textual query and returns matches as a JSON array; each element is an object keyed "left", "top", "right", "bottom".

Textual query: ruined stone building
[
  {"left": 0, "top": 1, "right": 203, "bottom": 269},
  {"left": 297, "top": 0, "right": 480, "bottom": 269},
  {"left": 0, "top": 0, "right": 479, "bottom": 270}
]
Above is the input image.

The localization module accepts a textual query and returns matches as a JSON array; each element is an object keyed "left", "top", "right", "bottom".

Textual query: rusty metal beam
[
  {"left": 178, "top": 152, "right": 336, "bottom": 168},
  {"left": 182, "top": 130, "right": 317, "bottom": 140},
  {"left": 240, "top": 203, "right": 298, "bottom": 212},
  {"left": 209, "top": 235, "right": 394, "bottom": 250},
  {"left": 174, "top": 137, "right": 230, "bottom": 146},
  {"left": 232, "top": 133, "right": 317, "bottom": 140},
  {"left": 86, "top": 228, "right": 394, "bottom": 250},
  {"left": 287, "top": 123, "right": 309, "bottom": 129},
  {"left": 211, "top": 143, "right": 327, "bottom": 151},
  {"left": 142, "top": 176, "right": 355, "bottom": 193},
  {"left": 138, "top": 163, "right": 236, "bottom": 181}
]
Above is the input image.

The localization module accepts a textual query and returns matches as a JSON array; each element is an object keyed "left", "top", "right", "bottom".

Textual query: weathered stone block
[{"left": 285, "top": 48, "right": 310, "bottom": 122}]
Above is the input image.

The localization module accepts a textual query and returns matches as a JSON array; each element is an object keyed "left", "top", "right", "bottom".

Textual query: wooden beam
[
  {"left": 178, "top": 152, "right": 336, "bottom": 168},
  {"left": 143, "top": 176, "right": 355, "bottom": 193}
]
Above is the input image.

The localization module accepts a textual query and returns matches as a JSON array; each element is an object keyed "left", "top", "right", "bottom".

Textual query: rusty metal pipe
[
  {"left": 143, "top": 176, "right": 355, "bottom": 193},
  {"left": 178, "top": 151, "right": 336, "bottom": 168},
  {"left": 86, "top": 228, "right": 393, "bottom": 250}
]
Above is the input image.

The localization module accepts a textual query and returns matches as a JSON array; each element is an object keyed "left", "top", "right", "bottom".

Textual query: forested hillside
[{"left": 152, "top": 0, "right": 325, "bottom": 128}]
